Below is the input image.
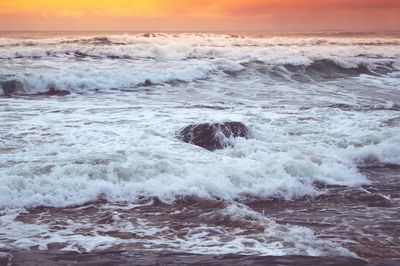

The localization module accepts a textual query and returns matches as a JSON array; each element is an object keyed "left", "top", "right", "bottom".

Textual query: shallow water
[{"left": 0, "top": 32, "right": 399, "bottom": 260}]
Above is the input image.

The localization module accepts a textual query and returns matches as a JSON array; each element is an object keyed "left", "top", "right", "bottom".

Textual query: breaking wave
[
  {"left": 1, "top": 33, "right": 399, "bottom": 95},
  {"left": 0, "top": 59, "right": 398, "bottom": 96}
]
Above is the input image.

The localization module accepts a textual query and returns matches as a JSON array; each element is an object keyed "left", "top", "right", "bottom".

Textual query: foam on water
[
  {"left": 0, "top": 95, "right": 398, "bottom": 213},
  {"left": 0, "top": 201, "right": 355, "bottom": 257},
  {"left": 0, "top": 32, "right": 399, "bottom": 256},
  {"left": 1, "top": 33, "right": 399, "bottom": 95}
]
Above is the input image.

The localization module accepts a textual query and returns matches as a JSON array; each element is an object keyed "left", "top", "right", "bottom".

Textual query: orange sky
[{"left": 0, "top": 0, "right": 399, "bottom": 31}]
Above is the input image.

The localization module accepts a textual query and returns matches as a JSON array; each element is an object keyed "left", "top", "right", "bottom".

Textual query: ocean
[{"left": 0, "top": 32, "right": 399, "bottom": 265}]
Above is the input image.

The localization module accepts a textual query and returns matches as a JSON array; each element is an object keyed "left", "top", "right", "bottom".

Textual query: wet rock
[
  {"left": 1, "top": 82, "right": 70, "bottom": 96},
  {"left": 139, "top": 79, "right": 154, "bottom": 87},
  {"left": 35, "top": 86, "right": 70, "bottom": 96},
  {"left": 1, "top": 80, "right": 24, "bottom": 96},
  {"left": 43, "top": 86, "right": 71, "bottom": 96},
  {"left": 142, "top": 33, "right": 156, "bottom": 38},
  {"left": 177, "top": 122, "right": 250, "bottom": 151}
]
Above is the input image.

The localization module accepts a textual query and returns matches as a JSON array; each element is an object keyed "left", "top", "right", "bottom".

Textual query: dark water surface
[
  {"left": 4, "top": 166, "right": 398, "bottom": 262},
  {"left": 1, "top": 250, "right": 394, "bottom": 266}
]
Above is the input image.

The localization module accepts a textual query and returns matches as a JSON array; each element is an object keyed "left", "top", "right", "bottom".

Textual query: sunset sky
[{"left": 0, "top": 0, "right": 399, "bottom": 31}]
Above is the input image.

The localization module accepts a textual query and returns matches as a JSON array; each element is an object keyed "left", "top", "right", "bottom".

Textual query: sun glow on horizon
[{"left": 0, "top": 0, "right": 399, "bottom": 31}]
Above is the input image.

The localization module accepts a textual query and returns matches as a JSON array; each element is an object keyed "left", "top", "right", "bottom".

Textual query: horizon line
[{"left": 1, "top": 29, "right": 399, "bottom": 33}]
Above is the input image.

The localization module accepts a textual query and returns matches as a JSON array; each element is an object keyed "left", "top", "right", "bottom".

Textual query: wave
[
  {"left": 2, "top": 122, "right": 398, "bottom": 211},
  {"left": 0, "top": 77, "right": 193, "bottom": 96},
  {"left": 0, "top": 62, "right": 214, "bottom": 96},
  {"left": 1, "top": 33, "right": 398, "bottom": 96},
  {"left": 297, "top": 102, "right": 400, "bottom": 112},
  {"left": 228, "top": 59, "right": 397, "bottom": 82},
  {"left": 326, "top": 103, "right": 400, "bottom": 112},
  {"left": 60, "top": 37, "right": 126, "bottom": 46},
  {"left": 1, "top": 33, "right": 399, "bottom": 61},
  {"left": 1, "top": 59, "right": 398, "bottom": 96},
  {"left": 286, "top": 59, "right": 375, "bottom": 80},
  {"left": 4, "top": 114, "right": 400, "bottom": 210},
  {"left": 1, "top": 33, "right": 400, "bottom": 47}
]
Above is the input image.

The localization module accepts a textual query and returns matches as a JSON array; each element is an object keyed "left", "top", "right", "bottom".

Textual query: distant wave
[
  {"left": 1, "top": 33, "right": 399, "bottom": 61},
  {"left": 1, "top": 59, "right": 397, "bottom": 96},
  {"left": 1, "top": 33, "right": 399, "bottom": 96},
  {"left": 1, "top": 34, "right": 400, "bottom": 48},
  {"left": 226, "top": 59, "right": 396, "bottom": 82}
]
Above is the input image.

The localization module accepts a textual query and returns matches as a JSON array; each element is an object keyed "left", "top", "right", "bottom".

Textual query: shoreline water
[
  {"left": 2, "top": 250, "right": 395, "bottom": 266},
  {"left": 1, "top": 166, "right": 398, "bottom": 260}
]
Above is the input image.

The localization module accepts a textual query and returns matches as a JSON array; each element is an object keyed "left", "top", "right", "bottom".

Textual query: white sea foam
[
  {"left": 1, "top": 33, "right": 399, "bottom": 94},
  {"left": 1, "top": 94, "right": 398, "bottom": 209},
  {"left": 0, "top": 32, "right": 399, "bottom": 256},
  {"left": 0, "top": 202, "right": 355, "bottom": 256}
]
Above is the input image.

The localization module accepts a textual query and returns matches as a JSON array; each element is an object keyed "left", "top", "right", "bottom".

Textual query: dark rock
[
  {"left": 140, "top": 79, "right": 154, "bottom": 87},
  {"left": 43, "top": 86, "right": 71, "bottom": 96},
  {"left": 142, "top": 33, "right": 156, "bottom": 38},
  {"left": 177, "top": 122, "right": 250, "bottom": 151},
  {"left": 1, "top": 80, "right": 24, "bottom": 96},
  {"left": 35, "top": 86, "right": 70, "bottom": 96},
  {"left": 1, "top": 82, "right": 70, "bottom": 97}
]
